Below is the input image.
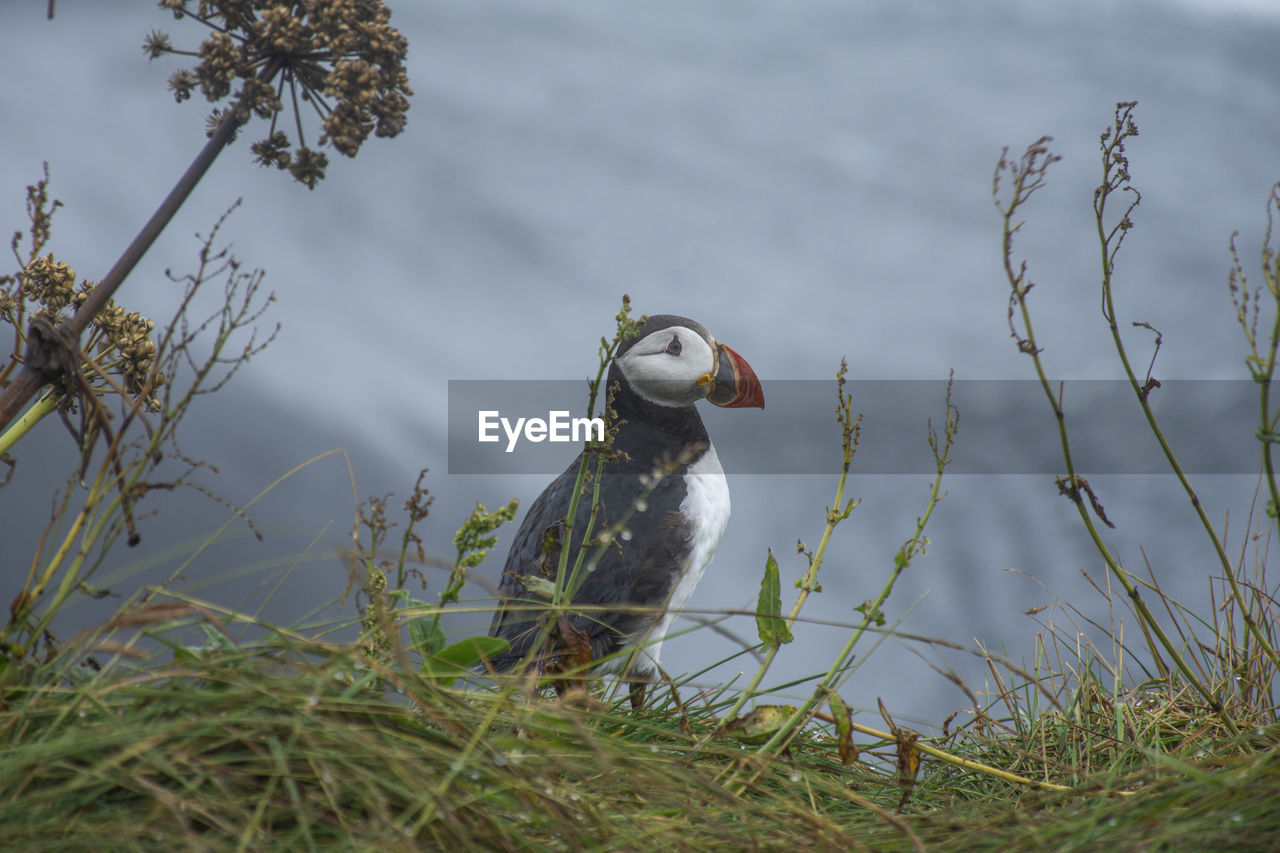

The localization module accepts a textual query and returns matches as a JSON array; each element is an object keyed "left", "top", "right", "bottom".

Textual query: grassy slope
[{"left": 2, "top": 634, "right": 1276, "bottom": 852}]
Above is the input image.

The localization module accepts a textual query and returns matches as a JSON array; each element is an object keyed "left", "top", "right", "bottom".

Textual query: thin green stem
[
  {"left": 753, "top": 377, "right": 956, "bottom": 762},
  {"left": 717, "top": 455, "right": 856, "bottom": 728},
  {"left": 713, "top": 363, "right": 859, "bottom": 730},
  {"left": 0, "top": 389, "right": 60, "bottom": 456},
  {"left": 995, "top": 125, "right": 1241, "bottom": 735},
  {"left": 502, "top": 302, "right": 643, "bottom": 681},
  {"left": 1255, "top": 191, "right": 1280, "bottom": 542}
]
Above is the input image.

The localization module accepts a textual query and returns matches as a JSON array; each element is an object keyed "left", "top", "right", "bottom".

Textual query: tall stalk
[
  {"left": 755, "top": 374, "right": 957, "bottom": 759},
  {"left": 993, "top": 110, "right": 1240, "bottom": 734},
  {"left": 1092, "top": 104, "right": 1278, "bottom": 672},
  {"left": 716, "top": 359, "right": 860, "bottom": 727},
  {"left": 0, "top": 63, "right": 276, "bottom": 432},
  {"left": 0, "top": 1, "right": 412, "bottom": 438}
]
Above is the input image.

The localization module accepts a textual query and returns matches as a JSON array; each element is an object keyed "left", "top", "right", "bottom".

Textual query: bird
[{"left": 487, "top": 314, "right": 764, "bottom": 705}]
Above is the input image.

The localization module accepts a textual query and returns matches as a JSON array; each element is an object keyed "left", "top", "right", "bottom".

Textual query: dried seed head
[
  {"left": 167, "top": 69, "right": 198, "bottom": 103},
  {"left": 20, "top": 255, "right": 78, "bottom": 313},
  {"left": 195, "top": 30, "right": 243, "bottom": 102},
  {"left": 21, "top": 254, "right": 163, "bottom": 409},
  {"left": 143, "top": 29, "right": 173, "bottom": 59},
  {"left": 151, "top": 0, "right": 412, "bottom": 188}
]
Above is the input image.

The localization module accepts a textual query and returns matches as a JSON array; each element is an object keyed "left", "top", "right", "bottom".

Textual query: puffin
[{"left": 487, "top": 314, "right": 764, "bottom": 703}]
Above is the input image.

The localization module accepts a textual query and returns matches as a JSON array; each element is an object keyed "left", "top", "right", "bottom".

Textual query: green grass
[
  {"left": 1, "top": 598, "right": 1276, "bottom": 852},
  {"left": 0, "top": 621, "right": 889, "bottom": 850}
]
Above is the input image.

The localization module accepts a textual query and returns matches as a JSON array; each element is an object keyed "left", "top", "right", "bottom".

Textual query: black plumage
[{"left": 487, "top": 314, "right": 763, "bottom": 682}]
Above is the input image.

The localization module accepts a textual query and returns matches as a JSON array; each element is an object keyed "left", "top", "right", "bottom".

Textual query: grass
[
  {"left": 4, "top": 82, "right": 1280, "bottom": 852},
  {"left": 1, "top": 599, "right": 1276, "bottom": 851},
  {"left": 0, "top": 613, "right": 892, "bottom": 850}
]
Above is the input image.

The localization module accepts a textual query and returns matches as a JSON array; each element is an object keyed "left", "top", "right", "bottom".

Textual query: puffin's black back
[{"left": 487, "top": 319, "right": 714, "bottom": 671}]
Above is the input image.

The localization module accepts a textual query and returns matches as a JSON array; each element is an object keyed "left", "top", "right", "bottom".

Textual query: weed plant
[{"left": 0, "top": 8, "right": 1277, "bottom": 844}]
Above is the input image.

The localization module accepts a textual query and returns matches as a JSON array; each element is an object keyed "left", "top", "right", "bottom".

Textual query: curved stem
[
  {"left": 1257, "top": 194, "right": 1280, "bottom": 539},
  {"left": 996, "top": 132, "right": 1240, "bottom": 736},
  {"left": 1094, "top": 123, "right": 1280, "bottom": 673},
  {"left": 0, "top": 57, "right": 284, "bottom": 433}
]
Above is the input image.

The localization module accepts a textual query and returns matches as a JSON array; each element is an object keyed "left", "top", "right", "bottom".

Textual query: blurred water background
[{"left": 3, "top": 0, "right": 1279, "bottom": 728}]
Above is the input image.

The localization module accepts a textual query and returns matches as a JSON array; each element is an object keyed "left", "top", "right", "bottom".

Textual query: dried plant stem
[
  {"left": 808, "top": 711, "right": 1077, "bottom": 793},
  {"left": 0, "top": 58, "right": 283, "bottom": 433},
  {"left": 1256, "top": 299, "right": 1280, "bottom": 524},
  {"left": 6, "top": 219, "right": 277, "bottom": 655},
  {"left": 1094, "top": 106, "right": 1279, "bottom": 673},
  {"left": 1250, "top": 192, "right": 1280, "bottom": 522},
  {"left": 995, "top": 118, "right": 1240, "bottom": 736}
]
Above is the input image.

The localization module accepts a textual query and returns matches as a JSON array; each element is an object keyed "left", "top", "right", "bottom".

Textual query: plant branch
[
  {"left": 714, "top": 360, "right": 860, "bottom": 729},
  {"left": 0, "top": 57, "right": 283, "bottom": 433},
  {"left": 753, "top": 373, "right": 957, "bottom": 761},
  {"left": 993, "top": 116, "right": 1241, "bottom": 735},
  {"left": 1093, "top": 104, "right": 1279, "bottom": 674}
]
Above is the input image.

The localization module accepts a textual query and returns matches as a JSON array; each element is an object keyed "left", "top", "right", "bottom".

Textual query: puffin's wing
[
  {"left": 487, "top": 458, "right": 582, "bottom": 651},
  {"left": 569, "top": 503, "right": 694, "bottom": 661},
  {"left": 488, "top": 463, "right": 694, "bottom": 668}
]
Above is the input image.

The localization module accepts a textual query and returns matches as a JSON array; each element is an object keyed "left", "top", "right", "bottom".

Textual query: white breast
[{"left": 626, "top": 443, "right": 731, "bottom": 673}]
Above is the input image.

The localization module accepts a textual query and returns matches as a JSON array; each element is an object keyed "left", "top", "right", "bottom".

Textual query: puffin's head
[{"left": 613, "top": 314, "right": 765, "bottom": 410}]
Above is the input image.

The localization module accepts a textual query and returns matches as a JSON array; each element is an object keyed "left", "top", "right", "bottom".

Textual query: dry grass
[{"left": 1, "top": 569, "right": 1276, "bottom": 852}]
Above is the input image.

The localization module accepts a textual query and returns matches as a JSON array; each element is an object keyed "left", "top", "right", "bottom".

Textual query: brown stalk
[{"left": 0, "top": 58, "right": 283, "bottom": 432}]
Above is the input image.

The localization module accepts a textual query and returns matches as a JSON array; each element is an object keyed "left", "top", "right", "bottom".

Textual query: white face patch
[{"left": 615, "top": 325, "right": 717, "bottom": 407}]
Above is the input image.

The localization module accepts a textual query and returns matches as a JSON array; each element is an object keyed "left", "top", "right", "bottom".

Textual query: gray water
[{"left": 3, "top": 0, "right": 1278, "bottom": 728}]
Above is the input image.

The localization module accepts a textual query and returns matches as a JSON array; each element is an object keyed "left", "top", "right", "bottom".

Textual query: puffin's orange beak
[{"left": 706, "top": 342, "right": 764, "bottom": 409}]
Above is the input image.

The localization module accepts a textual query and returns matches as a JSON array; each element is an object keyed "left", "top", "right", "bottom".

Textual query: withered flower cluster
[
  {"left": 16, "top": 255, "right": 77, "bottom": 315},
  {"left": 145, "top": 0, "right": 412, "bottom": 188},
  {"left": 16, "top": 255, "right": 163, "bottom": 408}
]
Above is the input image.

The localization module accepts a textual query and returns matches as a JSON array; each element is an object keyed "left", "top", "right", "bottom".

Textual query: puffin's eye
[{"left": 665, "top": 336, "right": 682, "bottom": 355}]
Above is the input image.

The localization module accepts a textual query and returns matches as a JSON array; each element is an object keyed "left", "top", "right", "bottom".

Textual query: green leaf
[
  {"left": 518, "top": 575, "right": 558, "bottom": 599},
  {"left": 724, "top": 704, "right": 797, "bottom": 745},
  {"left": 855, "top": 600, "right": 886, "bottom": 627},
  {"left": 199, "top": 624, "right": 236, "bottom": 652},
  {"left": 409, "top": 614, "right": 446, "bottom": 657},
  {"left": 438, "top": 636, "right": 509, "bottom": 669},
  {"left": 756, "top": 549, "right": 793, "bottom": 646},
  {"left": 421, "top": 636, "right": 510, "bottom": 686}
]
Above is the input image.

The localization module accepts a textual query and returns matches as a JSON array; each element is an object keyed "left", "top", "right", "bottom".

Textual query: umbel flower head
[
  {"left": 146, "top": 0, "right": 412, "bottom": 188},
  {"left": 17, "top": 255, "right": 164, "bottom": 410}
]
